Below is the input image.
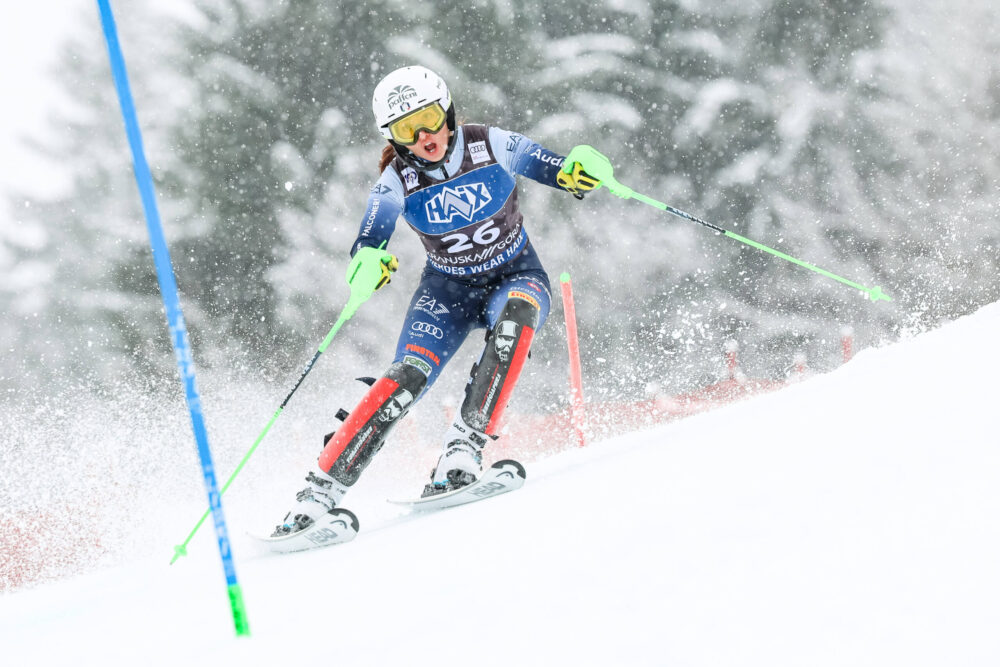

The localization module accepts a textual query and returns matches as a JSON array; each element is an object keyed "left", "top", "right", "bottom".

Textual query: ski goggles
[{"left": 385, "top": 102, "right": 447, "bottom": 145}]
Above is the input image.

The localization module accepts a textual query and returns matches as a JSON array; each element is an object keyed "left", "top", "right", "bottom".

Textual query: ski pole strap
[{"left": 562, "top": 145, "right": 891, "bottom": 303}]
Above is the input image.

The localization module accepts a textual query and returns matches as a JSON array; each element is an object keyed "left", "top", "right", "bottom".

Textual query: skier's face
[{"left": 408, "top": 124, "right": 451, "bottom": 162}]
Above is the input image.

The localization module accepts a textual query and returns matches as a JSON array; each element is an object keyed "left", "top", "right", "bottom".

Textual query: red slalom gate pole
[
  {"left": 559, "top": 273, "right": 587, "bottom": 448},
  {"left": 841, "top": 326, "right": 855, "bottom": 363}
]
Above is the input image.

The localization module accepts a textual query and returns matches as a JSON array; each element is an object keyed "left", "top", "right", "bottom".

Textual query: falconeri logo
[
  {"left": 388, "top": 85, "right": 419, "bottom": 111},
  {"left": 425, "top": 183, "right": 493, "bottom": 224}
]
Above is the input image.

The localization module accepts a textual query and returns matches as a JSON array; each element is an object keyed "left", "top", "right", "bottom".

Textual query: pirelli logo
[
  {"left": 508, "top": 290, "right": 539, "bottom": 309},
  {"left": 405, "top": 343, "right": 441, "bottom": 366}
]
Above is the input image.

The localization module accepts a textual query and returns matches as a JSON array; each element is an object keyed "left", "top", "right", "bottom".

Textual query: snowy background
[
  {"left": 1, "top": 1, "right": 999, "bottom": 663},
  {"left": 3, "top": 0, "right": 999, "bottom": 398},
  {"left": 0, "top": 3, "right": 75, "bottom": 205}
]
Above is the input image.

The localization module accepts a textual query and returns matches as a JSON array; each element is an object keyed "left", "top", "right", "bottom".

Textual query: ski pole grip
[
  {"left": 346, "top": 245, "right": 397, "bottom": 307},
  {"left": 563, "top": 145, "right": 632, "bottom": 198}
]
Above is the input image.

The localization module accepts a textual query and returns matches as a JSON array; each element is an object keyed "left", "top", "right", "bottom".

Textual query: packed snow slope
[{"left": 3, "top": 302, "right": 999, "bottom": 666}]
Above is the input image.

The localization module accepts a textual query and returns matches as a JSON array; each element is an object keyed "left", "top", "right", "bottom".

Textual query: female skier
[{"left": 274, "top": 65, "right": 599, "bottom": 536}]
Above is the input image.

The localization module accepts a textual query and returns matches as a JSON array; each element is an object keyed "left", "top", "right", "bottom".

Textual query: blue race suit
[{"left": 352, "top": 124, "right": 569, "bottom": 392}]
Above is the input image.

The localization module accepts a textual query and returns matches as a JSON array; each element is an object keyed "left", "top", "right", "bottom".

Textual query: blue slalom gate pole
[{"left": 96, "top": 0, "right": 250, "bottom": 636}]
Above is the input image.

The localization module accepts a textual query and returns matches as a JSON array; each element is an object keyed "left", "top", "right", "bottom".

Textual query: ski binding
[
  {"left": 389, "top": 459, "right": 526, "bottom": 511},
  {"left": 253, "top": 507, "right": 359, "bottom": 554}
]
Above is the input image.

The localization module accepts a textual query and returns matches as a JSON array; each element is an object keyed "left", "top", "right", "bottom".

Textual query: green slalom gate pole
[
  {"left": 563, "top": 146, "right": 891, "bottom": 303},
  {"left": 171, "top": 244, "right": 393, "bottom": 564}
]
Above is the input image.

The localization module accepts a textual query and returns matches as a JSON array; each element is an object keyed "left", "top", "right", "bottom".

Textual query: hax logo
[{"left": 425, "top": 183, "right": 492, "bottom": 224}]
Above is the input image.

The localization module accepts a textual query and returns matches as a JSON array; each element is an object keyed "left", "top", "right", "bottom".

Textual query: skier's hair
[{"left": 378, "top": 144, "right": 395, "bottom": 174}]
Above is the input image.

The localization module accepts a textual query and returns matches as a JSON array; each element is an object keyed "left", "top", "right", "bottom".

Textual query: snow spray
[{"left": 169, "top": 242, "right": 391, "bottom": 562}]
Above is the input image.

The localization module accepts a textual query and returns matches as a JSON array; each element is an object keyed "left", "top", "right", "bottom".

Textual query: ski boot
[
  {"left": 272, "top": 468, "right": 348, "bottom": 537},
  {"left": 421, "top": 418, "right": 488, "bottom": 497}
]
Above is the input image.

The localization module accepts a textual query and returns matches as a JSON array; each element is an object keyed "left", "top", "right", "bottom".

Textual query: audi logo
[{"left": 411, "top": 321, "right": 444, "bottom": 339}]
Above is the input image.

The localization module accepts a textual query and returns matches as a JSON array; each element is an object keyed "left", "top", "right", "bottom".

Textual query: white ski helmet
[
  {"left": 373, "top": 65, "right": 451, "bottom": 135},
  {"left": 372, "top": 65, "right": 457, "bottom": 170}
]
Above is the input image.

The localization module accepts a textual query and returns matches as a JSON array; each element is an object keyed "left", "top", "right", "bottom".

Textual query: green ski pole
[
  {"left": 562, "top": 145, "right": 891, "bottom": 303},
  {"left": 171, "top": 244, "right": 397, "bottom": 564}
]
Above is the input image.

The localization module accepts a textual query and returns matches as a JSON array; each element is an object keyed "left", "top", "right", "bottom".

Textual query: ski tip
[
  {"left": 491, "top": 459, "right": 526, "bottom": 480},
  {"left": 330, "top": 507, "right": 360, "bottom": 532}
]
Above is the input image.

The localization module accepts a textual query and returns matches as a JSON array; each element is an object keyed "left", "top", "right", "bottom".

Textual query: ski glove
[
  {"left": 346, "top": 246, "right": 398, "bottom": 296},
  {"left": 556, "top": 160, "right": 601, "bottom": 200}
]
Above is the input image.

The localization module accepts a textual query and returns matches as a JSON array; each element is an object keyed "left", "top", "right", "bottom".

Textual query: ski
[
  {"left": 253, "top": 460, "right": 524, "bottom": 554},
  {"left": 389, "top": 459, "right": 526, "bottom": 511},
  {"left": 252, "top": 507, "right": 359, "bottom": 554}
]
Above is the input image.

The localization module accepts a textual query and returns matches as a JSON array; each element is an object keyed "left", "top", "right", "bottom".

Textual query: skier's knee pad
[
  {"left": 461, "top": 297, "right": 539, "bottom": 435},
  {"left": 319, "top": 361, "right": 427, "bottom": 486}
]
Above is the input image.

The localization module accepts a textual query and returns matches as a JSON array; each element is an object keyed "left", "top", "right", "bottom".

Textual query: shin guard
[
  {"left": 318, "top": 362, "right": 427, "bottom": 486},
  {"left": 461, "top": 297, "right": 539, "bottom": 435}
]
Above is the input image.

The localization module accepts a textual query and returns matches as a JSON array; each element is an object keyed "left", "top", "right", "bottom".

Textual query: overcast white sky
[{"left": 0, "top": 2, "right": 80, "bottom": 207}]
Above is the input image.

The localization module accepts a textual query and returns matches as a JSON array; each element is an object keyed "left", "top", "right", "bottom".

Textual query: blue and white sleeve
[
  {"left": 350, "top": 169, "right": 405, "bottom": 256},
  {"left": 489, "top": 127, "right": 568, "bottom": 190}
]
